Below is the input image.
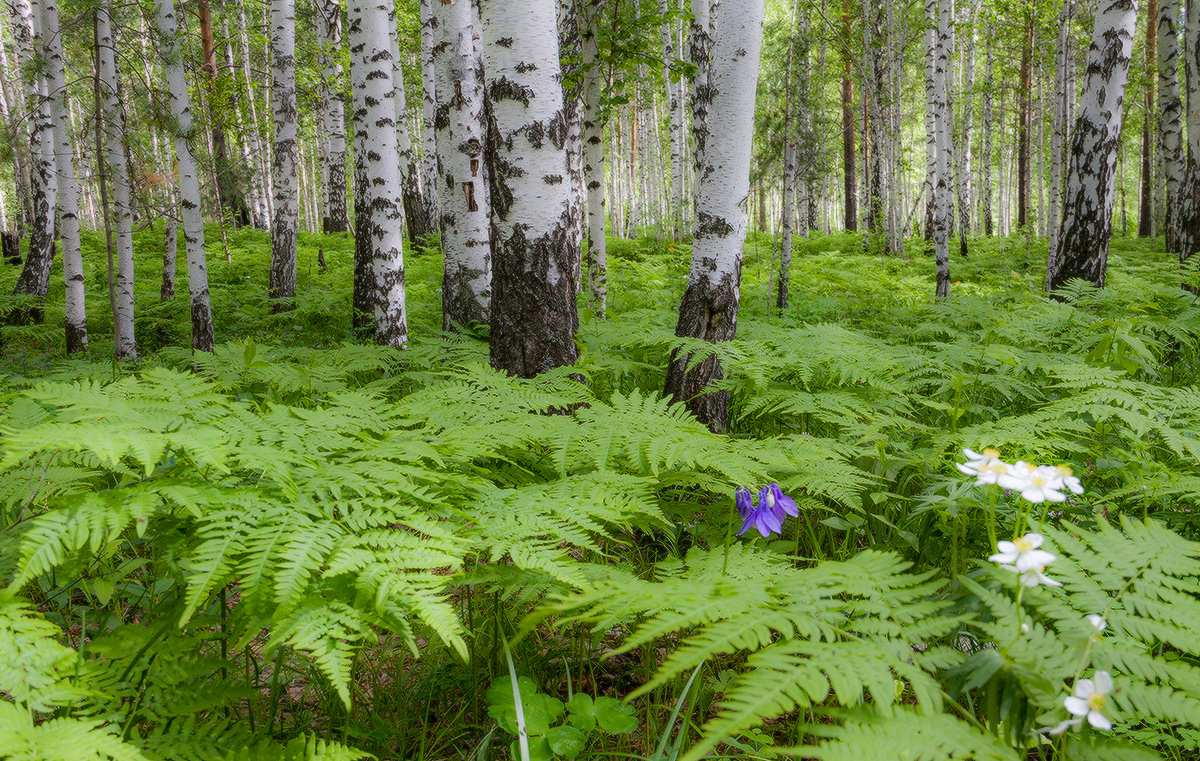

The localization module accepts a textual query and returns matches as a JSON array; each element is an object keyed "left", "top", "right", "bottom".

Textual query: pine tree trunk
[
  {"left": 419, "top": 0, "right": 441, "bottom": 234},
  {"left": 317, "top": 0, "right": 350, "bottom": 233},
  {"left": 581, "top": 0, "right": 607, "bottom": 316},
  {"left": 481, "top": 0, "right": 581, "bottom": 377},
  {"left": 349, "top": 0, "right": 408, "bottom": 347},
  {"left": 663, "top": 0, "right": 763, "bottom": 433},
  {"left": 96, "top": 0, "right": 136, "bottom": 360},
  {"left": 41, "top": 0, "right": 88, "bottom": 352},
  {"left": 1049, "top": 0, "right": 1139, "bottom": 292},
  {"left": 931, "top": 0, "right": 953, "bottom": 297},
  {"left": 7, "top": 0, "right": 56, "bottom": 324},
  {"left": 1139, "top": 0, "right": 1157, "bottom": 237},
  {"left": 434, "top": 0, "right": 491, "bottom": 331},
  {"left": 157, "top": 0, "right": 214, "bottom": 350},
  {"left": 1159, "top": 0, "right": 1183, "bottom": 252},
  {"left": 268, "top": 0, "right": 299, "bottom": 306}
]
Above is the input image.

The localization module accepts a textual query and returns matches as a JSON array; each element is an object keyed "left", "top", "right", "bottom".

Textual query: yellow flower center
[
  {"left": 983, "top": 448, "right": 1001, "bottom": 459},
  {"left": 1087, "top": 692, "right": 1106, "bottom": 711},
  {"left": 1014, "top": 537, "right": 1034, "bottom": 553},
  {"left": 1056, "top": 466, "right": 1074, "bottom": 477}
]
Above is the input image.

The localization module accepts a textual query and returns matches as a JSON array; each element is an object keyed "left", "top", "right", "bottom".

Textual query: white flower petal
[
  {"left": 1093, "top": 671, "right": 1114, "bottom": 694},
  {"left": 1025, "top": 533, "right": 1045, "bottom": 549},
  {"left": 1087, "top": 710, "right": 1112, "bottom": 730},
  {"left": 1087, "top": 614, "right": 1107, "bottom": 632},
  {"left": 996, "top": 541, "right": 1017, "bottom": 554},
  {"left": 989, "top": 551, "right": 1018, "bottom": 564},
  {"left": 1015, "top": 550, "right": 1057, "bottom": 572},
  {"left": 1046, "top": 717, "right": 1083, "bottom": 735},
  {"left": 957, "top": 462, "right": 979, "bottom": 475},
  {"left": 1073, "top": 680, "right": 1095, "bottom": 698},
  {"left": 1064, "top": 696, "right": 1089, "bottom": 716}
]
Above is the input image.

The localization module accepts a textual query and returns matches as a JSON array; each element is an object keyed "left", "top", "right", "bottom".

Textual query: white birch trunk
[
  {"left": 388, "top": 20, "right": 428, "bottom": 242},
  {"left": 1048, "top": 4, "right": 1069, "bottom": 272},
  {"left": 96, "top": 0, "right": 136, "bottom": 359},
  {"left": 237, "top": 0, "right": 272, "bottom": 228},
  {"left": 931, "top": 0, "right": 953, "bottom": 297},
  {"left": 433, "top": 0, "right": 491, "bottom": 330},
  {"left": 268, "top": 0, "right": 299, "bottom": 304},
  {"left": 481, "top": 0, "right": 580, "bottom": 377},
  {"left": 688, "top": 0, "right": 716, "bottom": 184},
  {"left": 0, "top": 32, "right": 30, "bottom": 234},
  {"left": 661, "top": 0, "right": 684, "bottom": 236},
  {"left": 419, "top": 0, "right": 440, "bottom": 232},
  {"left": 777, "top": 0, "right": 796, "bottom": 311},
  {"left": 558, "top": 0, "right": 585, "bottom": 287},
  {"left": 40, "top": 0, "right": 86, "bottom": 352},
  {"left": 957, "top": 0, "right": 977, "bottom": 253},
  {"left": 349, "top": 0, "right": 407, "bottom": 346},
  {"left": 157, "top": 0, "right": 214, "bottom": 350},
  {"left": 1178, "top": 0, "right": 1200, "bottom": 265},
  {"left": 1049, "top": 0, "right": 1139, "bottom": 290},
  {"left": 1158, "top": 0, "right": 1183, "bottom": 252},
  {"left": 663, "top": 0, "right": 763, "bottom": 433},
  {"left": 923, "top": 0, "right": 937, "bottom": 240},
  {"left": 581, "top": 0, "right": 607, "bottom": 315},
  {"left": 8, "top": 0, "right": 56, "bottom": 320},
  {"left": 317, "top": 0, "right": 350, "bottom": 233},
  {"left": 981, "top": 36, "right": 994, "bottom": 236}
]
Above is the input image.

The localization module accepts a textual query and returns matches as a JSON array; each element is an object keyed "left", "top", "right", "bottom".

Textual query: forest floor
[{"left": 1, "top": 227, "right": 1198, "bottom": 760}]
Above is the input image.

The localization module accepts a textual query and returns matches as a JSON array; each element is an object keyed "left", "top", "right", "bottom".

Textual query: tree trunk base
[{"left": 2, "top": 231, "right": 21, "bottom": 265}]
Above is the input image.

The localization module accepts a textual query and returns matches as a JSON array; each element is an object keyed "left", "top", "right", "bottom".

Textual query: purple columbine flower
[
  {"left": 736, "top": 483, "right": 795, "bottom": 538},
  {"left": 761, "top": 483, "right": 798, "bottom": 523},
  {"left": 735, "top": 487, "right": 755, "bottom": 519}
]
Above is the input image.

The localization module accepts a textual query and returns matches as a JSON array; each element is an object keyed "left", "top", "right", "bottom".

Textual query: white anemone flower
[
  {"left": 989, "top": 533, "right": 1057, "bottom": 572},
  {"left": 1087, "top": 614, "right": 1107, "bottom": 642},
  {"left": 997, "top": 460, "right": 1034, "bottom": 492},
  {"left": 1064, "top": 671, "right": 1114, "bottom": 730},
  {"left": 1008, "top": 563, "right": 1063, "bottom": 588},
  {"left": 1014, "top": 465, "right": 1069, "bottom": 504},
  {"left": 957, "top": 448, "right": 1005, "bottom": 477},
  {"left": 1055, "top": 465, "right": 1085, "bottom": 495}
]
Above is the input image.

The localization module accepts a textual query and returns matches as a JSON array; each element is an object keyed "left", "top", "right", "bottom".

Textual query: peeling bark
[
  {"left": 1049, "top": 0, "right": 1138, "bottom": 292},
  {"left": 481, "top": 0, "right": 580, "bottom": 377},
  {"left": 664, "top": 0, "right": 763, "bottom": 433}
]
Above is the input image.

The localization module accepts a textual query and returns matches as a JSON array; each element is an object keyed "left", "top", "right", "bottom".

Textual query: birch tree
[
  {"left": 316, "top": 0, "right": 350, "bottom": 233},
  {"left": 1047, "top": 2, "right": 1071, "bottom": 273},
  {"left": 480, "top": 0, "right": 580, "bottom": 377},
  {"left": 581, "top": 0, "right": 607, "bottom": 315},
  {"left": 96, "top": 0, "right": 135, "bottom": 359},
  {"left": 433, "top": 0, "right": 491, "bottom": 330},
  {"left": 41, "top": 0, "right": 87, "bottom": 352},
  {"left": 957, "top": 0, "right": 977, "bottom": 256},
  {"left": 268, "top": 0, "right": 299, "bottom": 305},
  {"left": 349, "top": 0, "right": 407, "bottom": 347},
  {"left": 663, "top": 0, "right": 764, "bottom": 433},
  {"left": 778, "top": 2, "right": 797, "bottom": 311},
  {"left": 419, "top": 0, "right": 440, "bottom": 232},
  {"left": 1177, "top": 0, "right": 1200, "bottom": 269},
  {"left": 930, "top": 0, "right": 953, "bottom": 297},
  {"left": 7, "top": 0, "right": 56, "bottom": 324},
  {"left": 157, "top": 0, "right": 214, "bottom": 351},
  {"left": 387, "top": 21, "right": 429, "bottom": 242},
  {"left": 661, "top": 0, "right": 684, "bottom": 236},
  {"left": 1158, "top": 0, "right": 1183, "bottom": 251},
  {"left": 1048, "top": 0, "right": 1139, "bottom": 292},
  {"left": 863, "top": 0, "right": 888, "bottom": 254}
]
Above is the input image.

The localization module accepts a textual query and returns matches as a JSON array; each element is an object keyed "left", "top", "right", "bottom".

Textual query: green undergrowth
[{"left": 1, "top": 226, "right": 1199, "bottom": 760}]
